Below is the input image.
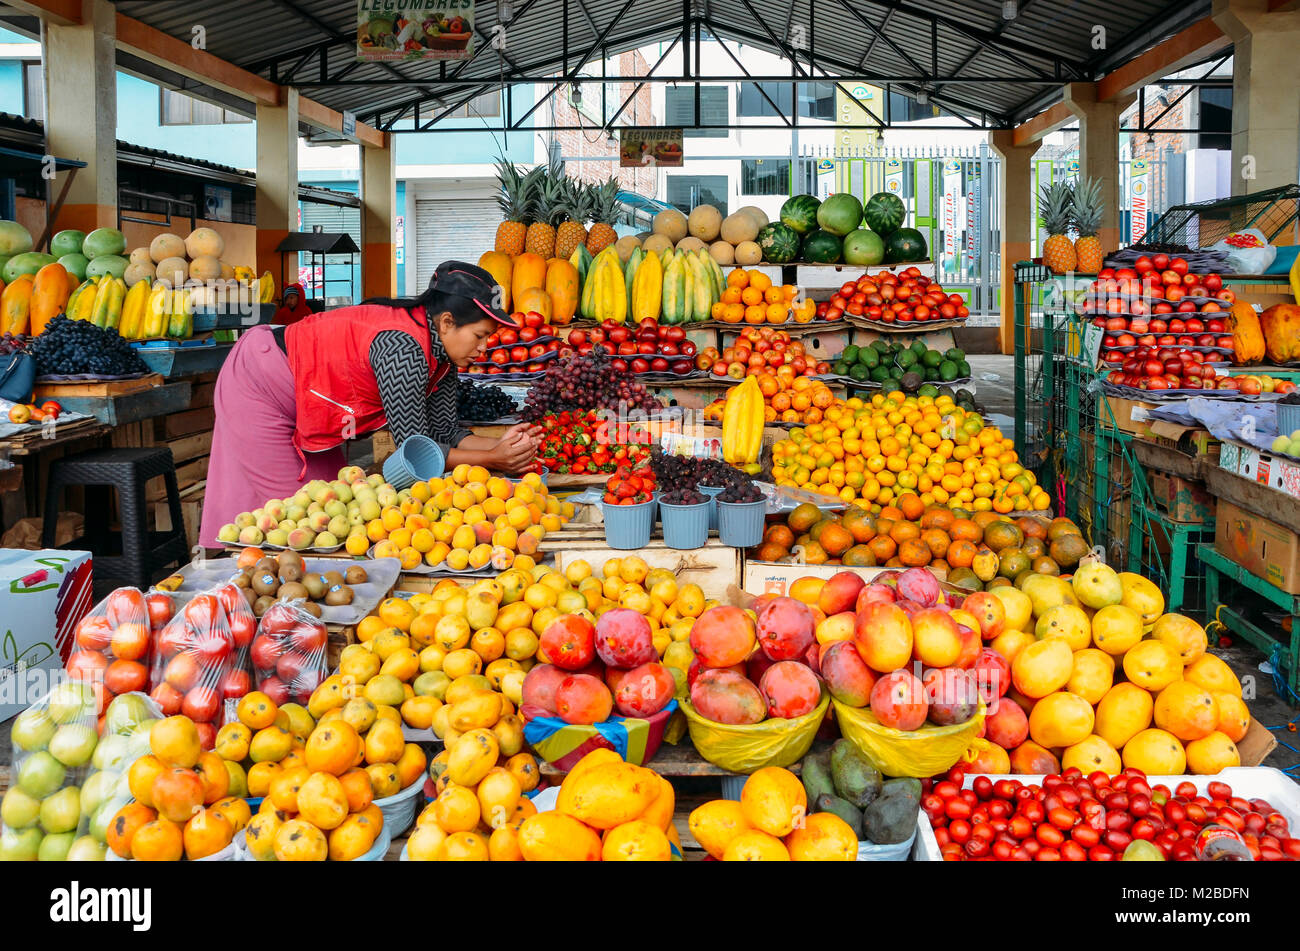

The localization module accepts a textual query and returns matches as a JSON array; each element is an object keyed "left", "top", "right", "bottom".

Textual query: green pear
[
  {"left": 1121, "top": 840, "right": 1165, "bottom": 861},
  {"left": 11, "top": 708, "right": 56, "bottom": 752},
  {"left": 38, "top": 786, "right": 81, "bottom": 834},
  {"left": 0, "top": 827, "right": 42, "bottom": 862},
  {"left": 66, "top": 835, "right": 106, "bottom": 861},
  {"left": 1, "top": 787, "right": 42, "bottom": 829},
  {"left": 38, "top": 831, "right": 75, "bottom": 861}
]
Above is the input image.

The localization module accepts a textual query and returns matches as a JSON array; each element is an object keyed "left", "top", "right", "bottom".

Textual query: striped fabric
[{"left": 369, "top": 329, "right": 471, "bottom": 455}]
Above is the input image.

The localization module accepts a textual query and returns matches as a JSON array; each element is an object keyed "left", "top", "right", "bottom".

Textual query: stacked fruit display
[
  {"left": 534, "top": 409, "right": 653, "bottom": 475},
  {"left": 104, "top": 715, "right": 249, "bottom": 861},
  {"left": 631, "top": 245, "right": 726, "bottom": 325},
  {"left": 1092, "top": 314, "right": 1232, "bottom": 352},
  {"left": 222, "top": 548, "right": 369, "bottom": 617},
  {"left": 601, "top": 464, "right": 657, "bottom": 505},
  {"left": 3, "top": 224, "right": 131, "bottom": 285},
  {"left": 754, "top": 192, "right": 928, "bottom": 267},
  {"left": 924, "top": 767, "right": 1298, "bottom": 861},
  {"left": 700, "top": 326, "right": 828, "bottom": 379},
  {"left": 249, "top": 600, "right": 328, "bottom": 706},
  {"left": 147, "top": 591, "right": 245, "bottom": 747},
  {"left": 27, "top": 314, "right": 152, "bottom": 377},
  {"left": 125, "top": 229, "right": 272, "bottom": 303},
  {"left": 64, "top": 586, "right": 171, "bottom": 717},
  {"left": 559, "top": 319, "right": 697, "bottom": 375},
  {"left": 471, "top": 310, "right": 562, "bottom": 374},
  {"left": 817, "top": 268, "right": 967, "bottom": 325},
  {"left": 799, "top": 741, "right": 922, "bottom": 846},
  {"left": 0, "top": 685, "right": 159, "bottom": 861},
  {"left": 630, "top": 203, "right": 770, "bottom": 267},
  {"left": 704, "top": 373, "right": 837, "bottom": 431},
  {"left": 831, "top": 339, "right": 973, "bottom": 391},
  {"left": 650, "top": 449, "right": 757, "bottom": 495},
  {"left": 1101, "top": 347, "right": 1239, "bottom": 392},
  {"left": 410, "top": 747, "right": 679, "bottom": 861},
  {"left": 688, "top": 765, "right": 858, "bottom": 860},
  {"left": 953, "top": 563, "right": 1251, "bottom": 777},
  {"left": 519, "top": 347, "right": 662, "bottom": 420},
  {"left": 770, "top": 392, "right": 1050, "bottom": 511},
  {"left": 216, "top": 464, "right": 388, "bottom": 551},
  {"left": 720, "top": 376, "right": 764, "bottom": 471},
  {"left": 1080, "top": 259, "right": 1235, "bottom": 311},
  {"left": 712, "top": 268, "right": 817, "bottom": 325}
]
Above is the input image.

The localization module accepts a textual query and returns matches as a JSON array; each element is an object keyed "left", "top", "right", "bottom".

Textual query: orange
[{"left": 741, "top": 286, "right": 763, "bottom": 306}]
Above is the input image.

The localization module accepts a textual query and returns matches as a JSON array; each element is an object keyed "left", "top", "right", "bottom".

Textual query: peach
[
  {"left": 853, "top": 602, "right": 913, "bottom": 674},
  {"left": 870, "top": 669, "right": 928, "bottom": 731},
  {"left": 910, "top": 608, "right": 962, "bottom": 668},
  {"left": 758, "top": 661, "right": 821, "bottom": 719},
  {"left": 755, "top": 597, "right": 815, "bottom": 661},
  {"left": 819, "top": 641, "right": 877, "bottom": 708},
  {"left": 689, "top": 606, "right": 757, "bottom": 668},
  {"left": 818, "top": 571, "right": 865, "bottom": 616}
]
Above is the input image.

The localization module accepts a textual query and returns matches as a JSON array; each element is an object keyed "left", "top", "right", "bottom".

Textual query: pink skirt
[{"left": 199, "top": 326, "right": 345, "bottom": 547}]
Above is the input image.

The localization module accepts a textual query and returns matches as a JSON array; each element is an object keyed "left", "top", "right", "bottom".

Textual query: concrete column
[
  {"left": 1214, "top": 0, "right": 1300, "bottom": 195},
  {"left": 255, "top": 88, "right": 298, "bottom": 284},
  {"left": 42, "top": 0, "right": 116, "bottom": 234},
  {"left": 991, "top": 130, "right": 1038, "bottom": 356},
  {"left": 1064, "top": 83, "right": 1133, "bottom": 253},
  {"left": 360, "top": 142, "right": 396, "bottom": 300}
]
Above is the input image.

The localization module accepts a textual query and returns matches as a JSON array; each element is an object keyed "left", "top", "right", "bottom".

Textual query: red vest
[{"left": 285, "top": 304, "right": 446, "bottom": 452}]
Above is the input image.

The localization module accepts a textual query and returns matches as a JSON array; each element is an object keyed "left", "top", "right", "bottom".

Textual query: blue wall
[
  {"left": 395, "top": 86, "right": 535, "bottom": 165},
  {"left": 0, "top": 61, "right": 21, "bottom": 115},
  {"left": 115, "top": 72, "right": 257, "bottom": 170}
]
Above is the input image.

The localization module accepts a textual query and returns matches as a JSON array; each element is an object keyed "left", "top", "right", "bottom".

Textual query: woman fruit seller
[{"left": 200, "top": 262, "right": 537, "bottom": 548}]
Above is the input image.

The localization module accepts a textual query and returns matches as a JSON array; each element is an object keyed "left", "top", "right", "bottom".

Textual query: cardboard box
[
  {"left": 0, "top": 550, "right": 94, "bottom": 720},
  {"left": 1214, "top": 500, "right": 1300, "bottom": 594},
  {"left": 1220, "top": 441, "right": 1242, "bottom": 473},
  {"left": 1269, "top": 456, "right": 1300, "bottom": 501},
  {"left": 1148, "top": 471, "right": 1216, "bottom": 523},
  {"left": 1238, "top": 446, "right": 1268, "bottom": 483},
  {"left": 1104, "top": 397, "right": 1155, "bottom": 436},
  {"left": 1144, "top": 420, "right": 1219, "bottom": 460}
]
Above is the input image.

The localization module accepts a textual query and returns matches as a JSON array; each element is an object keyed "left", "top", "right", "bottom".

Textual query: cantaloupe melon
[
  {"left": 189, "top": 255, "right": 222, "bottom": 281},
  {"left": 123, "top": 262, "right": 155, "bottom": 287},
  {"left": 652, "top": 209, "right": 688, "bottom": 243},
  {"left": 734, "top": 241, "right": 762, "bottom": 265},
  {"left": 219, "top": 261, "right": 235, "bottom": 280},
  {"left": 642, "top": 234, "right": 673, "bottom": 255},
  {"left": 676, "top": 236, "right": 706, "bottom": 252},
  {"left": 687, "top": 205, "right": 723, "bottom": 242},
  {"left": 719, "top": 212, "right": 759, "bottom": 246},
  {"left": 614, "top": 235, "right": 642, "bottom": 262},
  {"left": 150, "top": 234, "right": 186, "bottom": 264},
  {"left": 155, "top": 256, "right": 188, "bottom": 287},
  {"left": 184, "top": 227, "right": 225, "bottom": 260},
  {"left": 738, "top": 205, "right": 769, "bottom": 230},
  {"left": 709, "top": 241, "right": 736, "bottom": 265},
  {"left": 129, "top": 247, "right": 153, "bottom": 268}
]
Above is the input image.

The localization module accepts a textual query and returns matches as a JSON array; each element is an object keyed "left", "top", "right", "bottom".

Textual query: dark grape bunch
[
  {"left": 521, "top": 346, "right": 661, "bottom": 421},
  {"left": 28, "top": 315, "right": 150, "bottom": 377},
  {"left": 660, "top": 488, "right": 706, "bottom": 505},
  {"left": 0, "top": 332, "right": 29, "bottom": 356},
  {"left": 650, "top": 449, "right": 753, "bottom": 492},
  {"left": 458, "top": 380, "right": 517, "bottom": 421},
  {"left": 719, "top": 482, "right": 764, "bottom": 503}
]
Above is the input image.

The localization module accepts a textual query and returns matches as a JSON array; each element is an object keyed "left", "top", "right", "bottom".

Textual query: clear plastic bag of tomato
[
  {"left": 65, "top": 586, "right": 155, "bottom": 721},
  {"left": 147, "top": 592, "right": 235, "bottom": 749},
  {"left": 209, "top": 580, "right": 258, "bottom": 721},
  {"left": 250, "top": 600, "right": 328, "bottom": 707}
]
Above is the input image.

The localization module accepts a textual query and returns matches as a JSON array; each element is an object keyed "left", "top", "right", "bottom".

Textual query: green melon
[
  {"left": 863, "top": 192, "right": 906, "bottom": 235},
  {"left": 779, "top": 195, "right": 821, "bottom": 235},
  {"left": 816, "top": 194, "right": 863, "bottom": 236},
  {"left": 757, "top": 223, "right": 801, "bottom": 264},
  {"left": 0, "top": 220, "right": 33, "bottom": 257},
  {"left": 82, "top": 227, "right": 126, "bottom": 259},
  {"left": 842, "top": 229, "right": 885, "bottom": 266},
  {"left": 58, "top": 253, "right": 89, "bottom": 281},
  {"left": 884, "top": 227, "right": 928, "bottom": 264},
  {"left": 2, "top": 252, "right": 56, "bottom": 284},
  {"left": 50, "top": 230, "right": 85, "bottom": 258},
  {"left": 85, "top": 254, "right": 129, "bottom": 280},
  {"left": 801, "top": 229, "right": 843, "bottom": 264}
]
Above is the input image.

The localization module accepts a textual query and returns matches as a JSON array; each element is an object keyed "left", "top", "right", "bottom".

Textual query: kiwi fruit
[
  {"left": 278, "top": 581, "right": 310, "bottom": 602},
  {"left": 344, "top": 565, "right": 368, "bottom": 585},
  {"left": 233, "top": 571, "right": 252, "bottom": 590},
  {"left": 277, "top": 550, "right": 305, "bottom": 571},
  {"left": 251, "top": 571, "right": 280, "bottom": 597},
  {"left": 324, "top": 583, "right": 354, "bottom": 606},
  {"left": 299, "top": 601, "right": 323, "bottom": 619},
  {"left": 243, "top": 588, "right": 258, "bottom": 609},
  {"left": 255, "top": 556, "right": 278, "bottom": 574},
  {"left": 252, "top": 595, "right": 276, "bottom": 617},
  {"left": 323, "top": 570, "right": 345, "bottom": 587},
  {"left": 278, "top": 561, "right": 304, "bottom": 584},
  {"left": 302, "top": 574, "right": 328, "bottom": 600}
]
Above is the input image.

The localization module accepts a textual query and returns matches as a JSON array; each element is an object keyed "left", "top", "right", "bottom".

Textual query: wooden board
[
  {"left": 1131, "top": 437, "right": 1207, "bottom": 482},
  {"left": 549, "top": 537, "right": 741, "bottom": 602},
  {"left": 1205, "top": 465, "right": 1300, "bottom": 536},
  {"left": 161, "top": 406, "right": 215, "bottom": 439},
  {"left": 190, "top": 382, "right": 216, "bottom": 409},
  {"left": 51, "top": 381, "right": 193, "bottom": 428},
  {"left": 166, "top": 430, "right": 213, "bottom": 464},
  {"left": 32, "top": 374, "right": 163, "bottom": 400}
]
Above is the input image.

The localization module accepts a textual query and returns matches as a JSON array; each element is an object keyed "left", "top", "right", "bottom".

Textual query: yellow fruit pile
[
  {"left": 689, "top": 766, "right": 857, "bottom": 860},
  {"left": 771, "top": 392, "right": 1051, "bottom": 513},
  {"left": 409, "top": 747, "right": 680, "bottom": 861},
  {"left": 351, "top": 465, "right": 574, "bottom": 571},
  {"left": 983, "top": 565, "right": 1250, "bottom": 777}
]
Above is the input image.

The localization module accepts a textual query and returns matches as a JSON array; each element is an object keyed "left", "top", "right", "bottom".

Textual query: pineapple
[
  {"left": 1071, "top": 177, "right": 1105, "bottom": 274},
  {"left": 525, "top": 169, "right": 562, "bottom": 258},
  {"left": 493, "top": 158, "right": 534, "bottom": 256},
  {"left": 585, "top": 177, "right": 621, "bottom": 254},
  {"left": 554, "top": 179, "right": 590, "bottom": 260},
  {"left": 1039, "top": 179, "right": 1077, "bottom": 275}
]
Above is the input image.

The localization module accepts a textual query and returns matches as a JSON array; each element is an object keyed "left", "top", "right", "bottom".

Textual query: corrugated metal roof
[{"left": 105, "top": 0, "right": 1214, "bottom": 128}]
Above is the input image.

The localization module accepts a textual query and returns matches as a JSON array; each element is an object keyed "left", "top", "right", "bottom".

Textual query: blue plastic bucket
[
  {"left": 700, "top": 484, "right": 724, "bottom": 531},
  {"left": 602, "top": 499, "right": 655, "bottom": 549},
  {"left": 383, "top": 434, "right": 445, "bottom": 490},
  {"left": 716, "top": 499, "right": 766, "bottom": 547},
  {"left": 659, "top": 500, "right": 710, "bottom": 549}
]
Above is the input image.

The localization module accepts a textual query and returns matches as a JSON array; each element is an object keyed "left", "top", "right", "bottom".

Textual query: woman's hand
[{"left": 491, "top": 427, "right": 537, "bottom": 472}]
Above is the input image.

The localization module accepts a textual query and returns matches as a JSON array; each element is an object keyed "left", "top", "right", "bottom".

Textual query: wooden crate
[
  {"left": 160, "top": 407, "right": 215, "bottom": 440},
  {"left": 549, "top": 536, "right": 741, "bottom": 602},
  {"left": 33, "top": 374, "right": 164, "bottom": 400}
]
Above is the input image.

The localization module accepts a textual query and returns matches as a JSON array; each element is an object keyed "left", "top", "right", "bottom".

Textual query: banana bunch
[
  {"left": 722, "top": 376, "right": 763, "bottom": 466},
  {"left": 258, "top": 271, "right": 275, "bottom": 303},
  {"left": 134, "top": 282, "right": 193, "bottom": 339},
  {"left": 660, "top": 248, "right": 723, "bottom": 324},
  {"left": 117, "top": 280, "right": 151, "bottom": 339},
  {"left": 630, "top": 248, "right": 662, "bottom": 324},
  {"left": 65, "top": 275, "right": 126, "bottom": 331},
  {"left": 578, "top": 247, "right": 626, "bottom": 323}
]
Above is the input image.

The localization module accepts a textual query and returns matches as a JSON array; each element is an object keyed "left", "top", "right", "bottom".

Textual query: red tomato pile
[
  {"left": 922, "top": 765, "right": 1300, "bottom": 861},
  {"left": 1082, "top": 256, "right": 1236, "bottom": 316},
  {"left": 816, "top": 267, "right": 969, "bottom": 325},
  {"left": 471, "top": 311, "right": 561, "bottom": 374},
  {"left": 562, "top": 319, "right": 697, "bottom": 376},
  {"left": 602, "top": 465, "right": 657, "bottom": 505}
]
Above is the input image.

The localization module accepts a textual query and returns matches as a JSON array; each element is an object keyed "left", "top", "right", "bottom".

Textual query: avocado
[
  {"left": 870, "top": 365, "right": 890, "bottom": 383},
  {"left": 945, "top": 347, "right": 966, "bottom": 361},
  {"left": 910, "top": 338, "right": 928, "bottom": 355},
  {"left": 919, "top": 383, "right": 938, "bottom": 398},
  {"left": 841, "top": 344, "right": 859, "bottom": 364},
  {"left": 883, "top": 777, "right": 923, "bottom": 800},
  {"left": 815, "top": 794, "right": 864, "bottom": 839},
  {"left": 900, "top": 371, "right": 922, "bottom": 393},
  {"left": 862, "top": 784, "right": 920, "bottom": 845},
  {"left": 939, "top": 360, "right": 958, "bottom": 381},
  {"left": 849, "top": 364, "right": 869, "bottom": 382},
  {"left": 921, "top": 349, "right": 942, "bottom": 368},
  {"left": 858, "top": 347, "right": 879, "bottom": 368},
  {"left": 881, "top": 376, "right": 901, "bottom": 392},
  {"left": 872, "top": 339, "right": 891, "bottom": 353},
  {"left": 955, "top": 388, "right": 974, "bottom": 403},
  {"left": 829, "top": 738, "right": 883, "bottom": 808},
  {"left": 833, "top": 361, "right": 849, "bottom": 376},
  {"left": 801, "top": 750, "right": 835, "bottom": 804},
  {"left": 896, "top": 350, "right": 916, "bottom": 369},
  {"left": 957, "top": 359, "right": 971, "bottom": 378}
]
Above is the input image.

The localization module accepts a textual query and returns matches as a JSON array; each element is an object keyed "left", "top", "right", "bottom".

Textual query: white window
[{"left": 159, "top": 88, "right": 252, "bottom": 125}]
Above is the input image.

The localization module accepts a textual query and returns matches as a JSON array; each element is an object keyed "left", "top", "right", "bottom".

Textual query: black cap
[{"left": 429, "top": 261, "right": 515, "bottom": 326}]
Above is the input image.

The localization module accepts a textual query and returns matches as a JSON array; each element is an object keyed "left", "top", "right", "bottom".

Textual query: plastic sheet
[{"left": 833, "top": 698, "right": 985, "bottom": 779}]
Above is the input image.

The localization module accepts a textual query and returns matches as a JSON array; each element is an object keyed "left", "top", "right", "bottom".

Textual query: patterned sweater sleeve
[
  {"left": 427, "top": 371, "right": 472, "bottom": 455},
  {"left": 369, "top": 331, "right": 433, "bottom": 446}
]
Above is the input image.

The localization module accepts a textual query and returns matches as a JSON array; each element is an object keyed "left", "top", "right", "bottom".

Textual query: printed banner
[
  {"left": 1130, "top": 159, "right": 1149, "bottom": 245},
  {"left": 620, "top": 128, "right": 684, "bottom": 167},
  {"left": 357, "top": 0, "right": 475, "bottom": 61},
  {"left": 942, "top": 159, "right": 961, "bottom": 266}
]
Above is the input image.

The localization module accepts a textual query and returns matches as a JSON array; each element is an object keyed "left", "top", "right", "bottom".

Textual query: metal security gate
[{"left": 415, "top": 198, "right": 499, "bottom": 288}]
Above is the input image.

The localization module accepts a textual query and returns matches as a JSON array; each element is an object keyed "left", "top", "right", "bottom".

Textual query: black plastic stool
[{"left": 43, "top": 447, "right": 190, "bottom": 593}]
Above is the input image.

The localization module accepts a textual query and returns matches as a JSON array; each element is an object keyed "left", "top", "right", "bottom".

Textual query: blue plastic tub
[
  {"left": 700, "top": 484, "right": 725, "bottom": 531},
  {"left": 659, "top": 500, "right": 710, "bottom": 549},
  {"left": 716, "top": 498, "right": 766, "bottom": 547},
  {"left": 383, "top": 434, "right": 445, "bottom": 490},
  {"left": 602, "top": 499, "right": 655, "bottom": 549}
]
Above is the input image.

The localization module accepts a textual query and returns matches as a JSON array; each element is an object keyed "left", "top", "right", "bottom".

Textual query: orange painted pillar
[
  {"left": 991, "top": 130, "right": 1038, "bottom": 356},
  {"left": 43, "top": 0, "right": 117, "bottom": 236},
  {"left": 1064, "top": 83, "right": 1133, "bottom": 253},
  {"left": 361, "top": 141, "right": 396, "bottom": 300},
  {"left": 255, "top": 88, "right": 299, "bottom": 289}
]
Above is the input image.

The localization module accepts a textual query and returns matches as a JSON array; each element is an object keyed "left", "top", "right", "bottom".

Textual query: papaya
[
  {"left": 545, "top": 257, "right": 578, "bottom": 324},
  {"left": 510, "top": 252, "right": 546, "bottom": 307},
  {"left": 555, "top": 760, "right": 659, "bottom": 830},
  {"left": 477, "top": 250, "right": 513, "bottom": 312},
  {"left": 445, "top": 728, "right": 498, "bottom": 786},
  {"left": 0, "top": 274, "right": 32, "bottom": 335},
  {"left": 30, "top": 262, "right": 70, "bottom": 334}
]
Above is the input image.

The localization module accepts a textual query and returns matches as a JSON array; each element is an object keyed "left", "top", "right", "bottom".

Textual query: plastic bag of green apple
[{"left": 0, "top": 682, "right": 161, "bottom": 861}]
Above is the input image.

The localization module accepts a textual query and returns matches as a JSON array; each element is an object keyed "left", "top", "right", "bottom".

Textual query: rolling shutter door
[{"left": 415, "top": 198, "right": 499, "bottom": 289}]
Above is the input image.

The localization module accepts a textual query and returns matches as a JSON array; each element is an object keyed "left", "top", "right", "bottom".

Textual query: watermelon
[
  {"left": 842, "top": 229, "right": 885, "bottom": 266},
  {"left": 883, "top": 227, "right": 928, "bottom": 264},
  {"left": 863, "top": 192, "right": 906, "bottom": 235},
  {"left": 50, "top": 230, "right": 85, "bottom": 258},
  {"left": 757, "top": 223, "right": 801, "bottom": 264},
  {"left": 801, "top": 230, "right": 842, "bottom": 264},
  {"left": 816, "top": 194, "right": 863, "bottom": 236},
  {"left": 779, "top": 195, "right": 821, "bottom": 235},
  {"left": 2, "top": 251, "right": 56, "bottom": 284},
  {"left": 0, "top": 220, "right": 33, "bottom": 257},
  {"left": 82, "top": 227, "right": 126, "bottom": 258}
]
